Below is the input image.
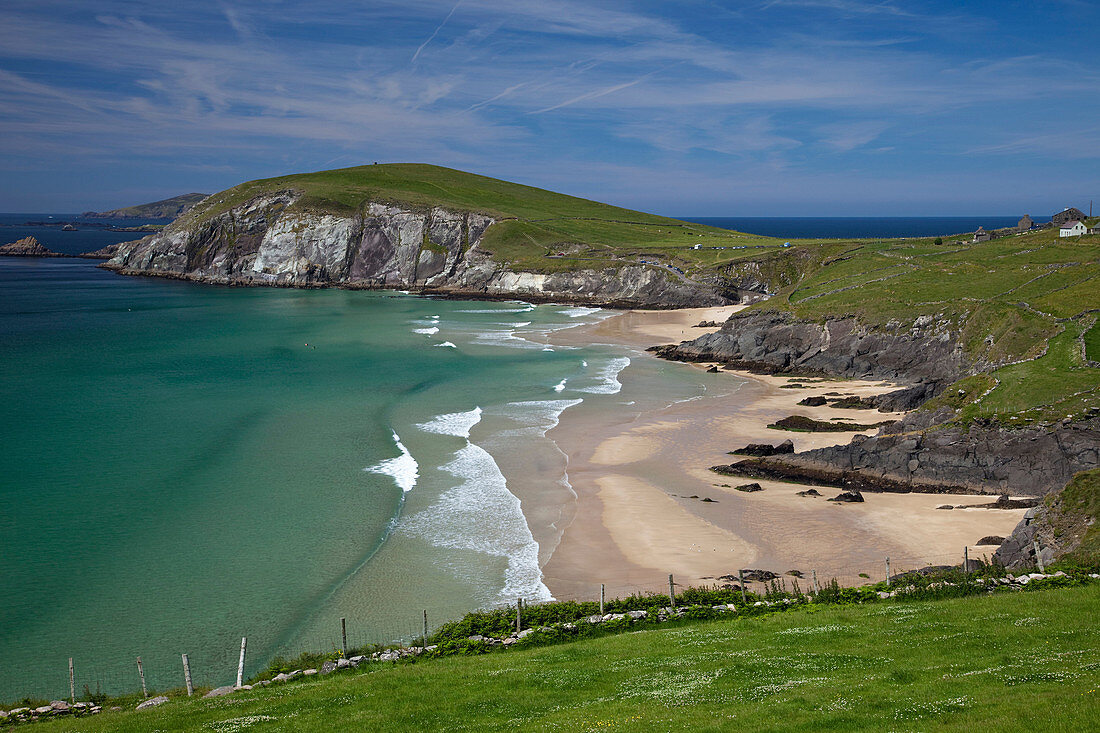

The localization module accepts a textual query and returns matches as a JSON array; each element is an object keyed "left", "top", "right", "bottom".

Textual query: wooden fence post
[
  {"left": 237, "top": 637, "right": 247, "bottom": 688},
  {"left": 738, "top": 569, "right": 747, "bottom": 605},
  {"left": 885, "top": 557, "right": 891, "bottom": 587},
  {"left": 341, "top": 618, "right": 348, "bottom": 656},
  {"left": 1033, "top": 541, "right": 1045, "bottom": 572},
  {"left": 182, "top": 654, "right": 194, "bottom": 697},
  {"left": 600, "top": 584, "right": 605, "bottom": 615},
  {"left": 137, "top": 657, "right": 147, "bottom": 698},
  {"left": 68, "top": 658, "right": 75, "bottom": 704},
  {"left": 812, "top": 569, "right": 820, "bottom": 595},
  {"left": 423, "top": 610, "right": 429, "bottom": 644},
  {"left": 668, "top": 574, "right": 676, "bottom": 609},
  {"left": 516, "top": 598, "right": 522, "bottom": 632}
]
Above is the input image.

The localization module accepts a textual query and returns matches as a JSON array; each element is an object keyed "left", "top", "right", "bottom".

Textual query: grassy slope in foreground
[
  {"left": 179, "top": 163, "right": 791, "bottom": 273},
  {"left": 32, "top": 584, "right": 1100, "bottom": 732}
]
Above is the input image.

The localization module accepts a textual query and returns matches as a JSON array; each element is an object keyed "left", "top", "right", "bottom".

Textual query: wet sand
[{"left": 540, "top": 307, "right": 1025, "bottom": 601}]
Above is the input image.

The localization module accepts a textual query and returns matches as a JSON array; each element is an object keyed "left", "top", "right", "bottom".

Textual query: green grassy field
[{"left": 27, "top": 584, "right": 1100, "bottom": 732}]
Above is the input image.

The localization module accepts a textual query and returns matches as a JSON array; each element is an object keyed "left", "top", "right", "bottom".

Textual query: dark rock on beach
[
  {"left": 715, "top": 414, "right": 1100, "bottom": 498},
  {"left": 730, "top": 439, "right": 794, "bottom": 456},
  {"left": 735, "top": 483, "right": 763, "bottom": 492},
  {"left": 767, "top": 415, "right": 892, "bottom": 432},
  {"left": 976, "top": 536, "right": 1005, "bottom": 545},
  {"left": 828, "top": 490, "right": 865, "bottom": 503}
]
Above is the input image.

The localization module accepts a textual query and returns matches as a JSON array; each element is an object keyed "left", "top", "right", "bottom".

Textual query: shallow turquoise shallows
[{"left": 0, "top": 255, "right": 719, "bottom": 701}]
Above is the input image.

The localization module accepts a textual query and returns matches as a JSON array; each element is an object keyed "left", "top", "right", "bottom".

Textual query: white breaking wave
[
  {"left": 456, "top": 306, "right": 534, "bottom": 314},
  {"left": 399, "top": 443, "right": 551, "bottom": 603},
  {"left": 501, "top": 399, "right": 584, "bottom": 437},
  {"left": 553, "top": 379, "right": 567, "bottom": 393},
  {"left": 435, "top": 341, "right": 457, "bottom": 348},
  {"left": 511, "top": 321, "right": 532, "bottom": 328},
  {"left": 559, "top": 306, "right": 602, "bottom": 318},
  {"left": 472, "top": 329, "right": 540, "bottom": 349},
  {"left": 364, "top": 432, "right": 419, "bottom": 493},
  {"left": 414, "top": 326, "right": 440, "bottom": 335},
  {"left": 417, "top": 407, "right": 483, "bottom": 439},
  {"left": 579, "top": 356, "right": 630, "bottom": 394}
]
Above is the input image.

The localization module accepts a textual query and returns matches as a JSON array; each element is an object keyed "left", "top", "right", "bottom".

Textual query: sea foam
[
  {"left": 414, "top": 326, "right": 440, "bottom": 335},
  {"left": 364, "top": 432, "right": 419, "bottom": 492},
  {"left": 417, "top": 407, "right": 483, "bottom": 439},
  {"left": 579, "top": 356, "right": 630, "bottom": 395},
  {"left": 559, "top": 306, "right": 602, "bottom": 318},
  {"left": 501, "top": 399, "right": 583, "bottom": 437},
  {"left": 399, "top": 442, "right": 551, "bottom": 603},
  {"left": 435, "top": 341, "right": 457, "bottom": 348}
]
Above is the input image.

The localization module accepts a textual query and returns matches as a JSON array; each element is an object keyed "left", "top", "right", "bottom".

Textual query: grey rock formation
[
  {"left": 104, "top": 193, "right": 729, "bottom": 308},
  {"left": 719, "top": 415, "right": 1100, "bottom": 497},
  {"left": 661, "top": 310, "right": 966, "bottom": 389},
  {"left": 203, "top": 686, "right": 236, "bottom": 698}
]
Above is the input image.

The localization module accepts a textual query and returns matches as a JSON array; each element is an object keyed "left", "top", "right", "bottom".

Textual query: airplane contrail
[{"left": 412, "top": 0, "right": 463, "bottom": 64}]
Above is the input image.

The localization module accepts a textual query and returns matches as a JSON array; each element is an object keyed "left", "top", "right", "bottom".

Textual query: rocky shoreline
[{"left": 653, "top": 309, "right": 1099, "bottom": 566}]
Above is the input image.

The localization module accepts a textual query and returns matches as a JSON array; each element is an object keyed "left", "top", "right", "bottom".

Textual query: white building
[{"left": 1059, "top": 220, "right": 1087, "bottom": 237}]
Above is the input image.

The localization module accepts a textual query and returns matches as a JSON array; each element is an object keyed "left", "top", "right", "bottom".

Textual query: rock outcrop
[
  {"left": 0, "top": 236, "right": 63, "bottom": 257},
  {"left": 653, "top": 309, "right": 966, "bottom": 404},
  {"left": 104, "top": 192, "right": 729, "bottom": 308},
  {"left": 715, "top": 413, "right": 1100, "bottom": 497}
]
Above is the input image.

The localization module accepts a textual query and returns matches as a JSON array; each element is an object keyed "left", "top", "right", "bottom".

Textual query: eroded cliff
[{"left": 104, "top": 192, "right": 728, "bottom": 308}]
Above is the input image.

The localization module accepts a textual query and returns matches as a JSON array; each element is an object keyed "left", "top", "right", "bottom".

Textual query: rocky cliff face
[{"left": 104, "top": 192, "right": 728, "bottom": 308}]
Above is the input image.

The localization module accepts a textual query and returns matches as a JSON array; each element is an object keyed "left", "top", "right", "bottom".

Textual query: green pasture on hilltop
[
  {"left": 179, "top": 163, "right": 786, "bottom": 273},
  {"left": 27, "top": 583, "right": 1100, "bottom": 732}
]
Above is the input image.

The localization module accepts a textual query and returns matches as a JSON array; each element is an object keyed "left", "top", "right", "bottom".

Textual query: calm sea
[{"left": 684, "top": 216, "right": 1037, "bottom": 239}]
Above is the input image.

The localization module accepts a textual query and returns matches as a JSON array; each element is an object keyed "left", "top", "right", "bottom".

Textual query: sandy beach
[{"left": 540, "top": 306, "right": 1026, "bottom": 601}]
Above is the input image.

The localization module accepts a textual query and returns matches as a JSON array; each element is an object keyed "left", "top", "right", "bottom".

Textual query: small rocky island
[{"left": 0, "top": 236, "right": 63, "bottom": 257}]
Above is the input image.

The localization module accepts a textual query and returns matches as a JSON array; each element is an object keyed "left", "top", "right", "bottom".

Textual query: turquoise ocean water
[{"left": 2, "top": 217, "right": 725, "bottom": 700}]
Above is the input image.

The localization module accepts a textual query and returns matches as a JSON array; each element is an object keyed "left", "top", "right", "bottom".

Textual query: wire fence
[{"left": 7, "top": 541, "right": 1031, "bottom": 709}]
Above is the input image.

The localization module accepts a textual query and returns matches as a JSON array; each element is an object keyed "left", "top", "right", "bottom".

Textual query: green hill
[{"left": 178, "top": 163, "right": 789, "bottom": 273}]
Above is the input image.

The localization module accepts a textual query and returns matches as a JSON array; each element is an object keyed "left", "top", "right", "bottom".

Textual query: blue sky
[{"left": 1, "top": 0, "right": 1097, "bottom": 215}]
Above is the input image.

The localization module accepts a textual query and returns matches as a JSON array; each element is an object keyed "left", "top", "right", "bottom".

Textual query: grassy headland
[{"left": 178, "top": 163, "right": 792, "bottom": 274}]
